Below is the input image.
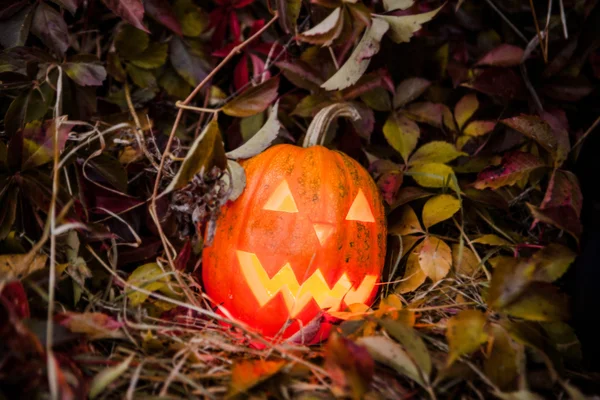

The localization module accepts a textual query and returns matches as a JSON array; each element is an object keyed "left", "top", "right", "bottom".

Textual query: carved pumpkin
[{"left": 201, "top": 104, "right": 387, "bottom": 341}]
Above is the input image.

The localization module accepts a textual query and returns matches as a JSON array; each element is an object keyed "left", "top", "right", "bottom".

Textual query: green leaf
[
  {"left": 408, "top": 141, "right": 467, "bottom": 166},
  {"left": 378, "top": 319, "right": 431, "bottom": 382},
  {"left": 418, "top": 236, "right": 452, "bottom": 282},
  {"left": 356, "top": 336, "right": 427, "bottom": 388},
  {"left": 226, "top": 360, "right": 287, "bottom": 399},
  {"left": 64, "top": 62, "right": 107, "bottom": 86},
  {"left": 173, "top": 0, "right": 207, "bottom": 37},
  {"left": 454, "top": 93, "right": 478, "bottom": 130},
  {"left": 421, "top": 194, "right": 460, "bottom": 229},
  {"left": 169, "top": 37, "right": 210, "bottom": 87},
  {"left": 115, "top": 24, "right": 149, "bottom": 57},
  {"left": 129, "top": 42, "right": 168, "bottom": 69},
  {"left": 374, "top": 4, "right": 444, "bottom": 44},
  {"left": 383, "top": 112, "right": 420, "bottom": 163},
  {"left": 158, "top": 66, "right": 192, "bottom": 99},
  {"left": 222, "top": 77, "right": 280, "bottom": 118},
  {"left": 21, "top": 118, "right": 72, "bottom": 170},
  {"left": 107, "top": 52, "right": 127, "bottom": 82},
  {"left": 89, "top": 355, "right": 134, "bottom": 399},
  {"left": 0, "top": 186, "right": 19, "bottom": 241},
  {"left": 321, "top": 18, "right": 389, "bottom": 91},
  {"left": 446, "top": 309, "right": 489, "bottom": 365},
  {"left": 4, "top": 87, "right": 54, "bottom": 136},
  {"left": 165, "top": 116, "right": 227, "bottom": 193},
  {"left": 126, "top": 63, "right": 157, "bottom": 88},
  {"left": 226, "top": 101, "right": 281, "bottom": 160},
  {"left": 407, "top": 162, "right": 457, "bottom": 190}
]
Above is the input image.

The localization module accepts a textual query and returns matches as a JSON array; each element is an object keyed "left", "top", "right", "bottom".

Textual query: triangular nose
[{"left": 313, "top": 223, "right": 335, "bottom": 246}]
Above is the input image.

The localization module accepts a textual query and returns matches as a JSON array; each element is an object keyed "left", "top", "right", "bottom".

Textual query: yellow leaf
[
  {"left": 421, "top": 194, "right": 461, "bottom": 229},
  {"left": 397, "top": 242, "right": 427, "bottom": 293},
  {"left": 408, "top": 141, "right": 467, "bottom": 166},
  {"left": 0, "top": 253, "right": 47, "bottom": 283},
  {"left": 126, "top": 262, "right": 170, "bottom": 306},
  {"left": 451, "top": 244, "right": 480, "bottom": 276},
  {"left": 408, "top": 162, "right": 457, "bottom": 190},
  {"left": 446, "top": 309, "right": 489, "bottom": 365},
  {"left": 383, "top": 111, "right": 420, "bottom": 163},
  {"left": 454, "top": 93, "right": 479, "bottom": 129},
  {"left": 484, "top": 324, "right": 521, "bottom": 390},
  {"left": 388, "top": 205, "right": 423, "bottom": 235},
  {"left": 472, "top": 234, "right": 512, "bottom": 247},
  {"left": 418, "top": 236, "right": 452, "bottom": 282}
]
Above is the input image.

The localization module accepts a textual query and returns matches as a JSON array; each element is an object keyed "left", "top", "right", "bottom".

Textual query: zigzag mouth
[{"left": 236, "top": 250, "right": 377, "bottom": 318}]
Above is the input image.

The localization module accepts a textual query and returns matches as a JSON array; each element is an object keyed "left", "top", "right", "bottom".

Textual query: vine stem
[
  {"left": 148, "top": 12, "right": 280, "bottom": 307},
  {"left": 301, "top": 102, "right": 361, "bottom": 148}
]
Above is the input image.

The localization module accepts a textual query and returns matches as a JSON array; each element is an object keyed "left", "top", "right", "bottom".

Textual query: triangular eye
[
  {"left": 263, "top": 179, "right": 298, "bottom": 213},
  {"left": 345, "top": 189, "right": 375, "bottom": 222}
]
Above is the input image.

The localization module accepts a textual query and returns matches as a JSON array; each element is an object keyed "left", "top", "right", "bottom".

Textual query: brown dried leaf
[
  {"left": 527, "top": 203, "right": 582, "bottom": 242},
  {"left": 419, "top": 236, "right": 452, "bottom": 282},
  {"left": 451, "top": 245, "right": 480, "bottom": 276},
  {"left": 388, "top": 205, "right": 423, "bottom": 235},
  {"left": 540, "top": 169, "right": 582, "bottom": 217},
  {"left": 56, "top": 312, "right": 125, "bottom": 340},
  {"left": 227, "top": 360, "right": 287, "bottom": 398},
  {"left": 222, "top": 77, "right": 280, "bottom": 117},
  {"left": 0, "top": 253, "right": 48, "bottom": 282}
]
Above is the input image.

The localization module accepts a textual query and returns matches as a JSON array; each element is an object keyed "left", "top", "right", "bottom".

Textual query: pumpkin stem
[{"left": 302, "top": 102, "right": 361, "bottom": 147}]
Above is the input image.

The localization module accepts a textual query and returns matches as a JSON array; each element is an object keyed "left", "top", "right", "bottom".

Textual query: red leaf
[
  {"left": 473, "top": 151, "right": 545, "bottom": 190},
  {"left": 101, "top": 0, "right": 149, "bottom": 33},
  {"left": 341, "top": 68, "right": 395, "bottom": 100},
  {"left": 378, "top": 171, "right": 404, "bottom": 205},
  {"left": 144, "top": 0, "right": 183, "bottom": 35},
  {"left": 0, "top": 281, "right": 30, "bottom": 319},
  {"left": 527, "top": 204, "right": 582, "bottom": 242},
  {"left": 175, "top": 240, "right": 192, "bottom": 271},
  {"left": 234, "top": 53, "right": 250, "bottom": 92},
  {"left": 463, "top": 67, "right": 526, "bottom": 100},
  {"left": 55, "top": 311, "right": 124, "bottom": 340},
  {"left": 475, "top": 44, "right": 525, "bottom": 67},
  {"left": 540, "top": 169, "right": 582, "bottom": 217}
]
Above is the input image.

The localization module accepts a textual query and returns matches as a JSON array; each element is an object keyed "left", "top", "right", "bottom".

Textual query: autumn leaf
[
  {"left": 418, "top": 236, "right": 452, "bottom": 282},
  {"left": 374, "top": 4, "right": 444, "bottom": 44},
  {"left": 89, "top": 355, "right": 135, "bottom": 399},
  {"left": 222, "top": 77, "right": 280, "bottom": 117},
  {"left": 56, "top": 312, "right": 125, "bottom": 340},
  {"left": 378, "top": 319, "right": 432, "bottom": 384},
  {"left": 321, "top": 18, "right": 389, "bottom": 91},
  {"left": 125, "top": 262, "right": 171, "bottom": 306},
  {"left": 393, "top": 77, "right": 431, "bottom": 109},
  {"left": 299, "top": 7, "right": 343, "bottom": 46},
  {"left": 475, "top": 44, "right": 525, "bottom": 67},
  {"left": 383, "top": 112, "right": 420, "bottom": 163},
  {"left": 101, "top": 0, "right": 149, "bottom": 33},
  {"left": 324, "top": 332, "right": 374, "bottom": 399},
  {"left": 30, "top": 3, "right": 69, "bottom": 56},
  {"left": 64, "top": 62, "right": 107, "bottom": 86},
  {"left": 164, "top": 116, "right": 227, "bottom": 193},
  {"left": 226, "top": 359, "right": 287, "bottom": 398},
  {"left": 405, "top": 102, "right": 443, "bottom": 128},
  {"left": 501, "top": 114, "right": 570, "bottom": 168},
  {"left": 144, "top": 0, "right": 183, "bottom": 36},
  {"left": 473, "top": 151, "right": 545, "bottom": 190},
  {"left": 421, "top": 194, "right": 461, "bottom": 229},
  {"left": 502, "top": 282, "right": 569, "bottom": 322},
  {"left": 446, "top": 309, "right": 489, "bottom": 365},
  {"left": 540, "top": 169, "right": 582, "bottom": 217},
  {"left": 0, "top": 5, "right": 34, "bottom": 49},
  {"left": 408, "top": 162, "right": 457, "bottom": 190},
  {"left": 484, "top": 324, "right": 521, "bottom": 390},
  {"left": 527, "top": 243, "right": 576, "bottom": 283},
  {"left": 225, "top": 101, "right": 281, "bottom": 160},
  {"left": 0, "top": 253, "right": 48, "bottom": 283},
  {"left": 277, "top": 0, "right": 301, "bottom": 34},
  {"left": 452, "top": 245, "right": 480, "bottom": 276},
  {"left": 356, "top": 336, "right": 428, "bottom": 388},
  {"left": 408, "top": 141, "right": 467, "bottom": 166},
  {"left": 169, "top": 36, "right": 209, "bottom": 87},
  {"left": 472, "top": 234, "right": 512, "bottom": 247},
  {"left": 383, "top": 0, "right": 415, "bottom": 12},
  {"left": 397, "top": 241, "right": 427, "bottom": 293},
  {"left": 129, "top": 43, "right": 169, "bottom": 69},
  {"left": 454, "top": 93, "right": 478, "bottom": 130},
  {"left": 463, "top": 120, "right": 496, "bottom": 137},
  {"left": 388, "top": 205, "right": 423, "bottom": 235},
  {"left": 527, "top": 203, "right": 582, "bottom": 242}
]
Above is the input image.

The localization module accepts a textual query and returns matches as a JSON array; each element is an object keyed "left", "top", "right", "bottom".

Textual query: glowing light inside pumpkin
[
  {"left": 345, "top": 189, "right": 375, "bottom": 222},
  {"left": 263, "top": 179, "right": 298, "bottom": 213},
  {"left": 312, "top": 223, "right": 335, "bottom": 246},
  {"left": 236, "top": 250, "right": 377, "bottom": 317}
]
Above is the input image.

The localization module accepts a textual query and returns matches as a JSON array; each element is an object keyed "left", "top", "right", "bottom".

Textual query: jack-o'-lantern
[{"left": 201, "top": 104, "right": 387, "bottom": 342}]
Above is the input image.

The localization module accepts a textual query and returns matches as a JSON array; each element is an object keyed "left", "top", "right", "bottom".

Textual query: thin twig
[
  {"left": 529, "top": 0, "right": 548, "bottom": 62},
  {"left": 47, "top": 65, "right": 64, "bottom": 400},
  {"left": 559, "top": 0, "right": 568, "bottom": 38},
  {"left": 175, "top": 102, "right": 221, "bottom": 114},
  {"left": 572, "top": 114, "right": 600, "bottom": 151},
  {"left": 482, "top": 0, "right": 528, "bottom": 43}
]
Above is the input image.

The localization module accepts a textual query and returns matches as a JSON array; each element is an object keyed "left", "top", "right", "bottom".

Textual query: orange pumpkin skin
[{"left": 202, "top": 143, "right": 387, "bottom": 340}]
